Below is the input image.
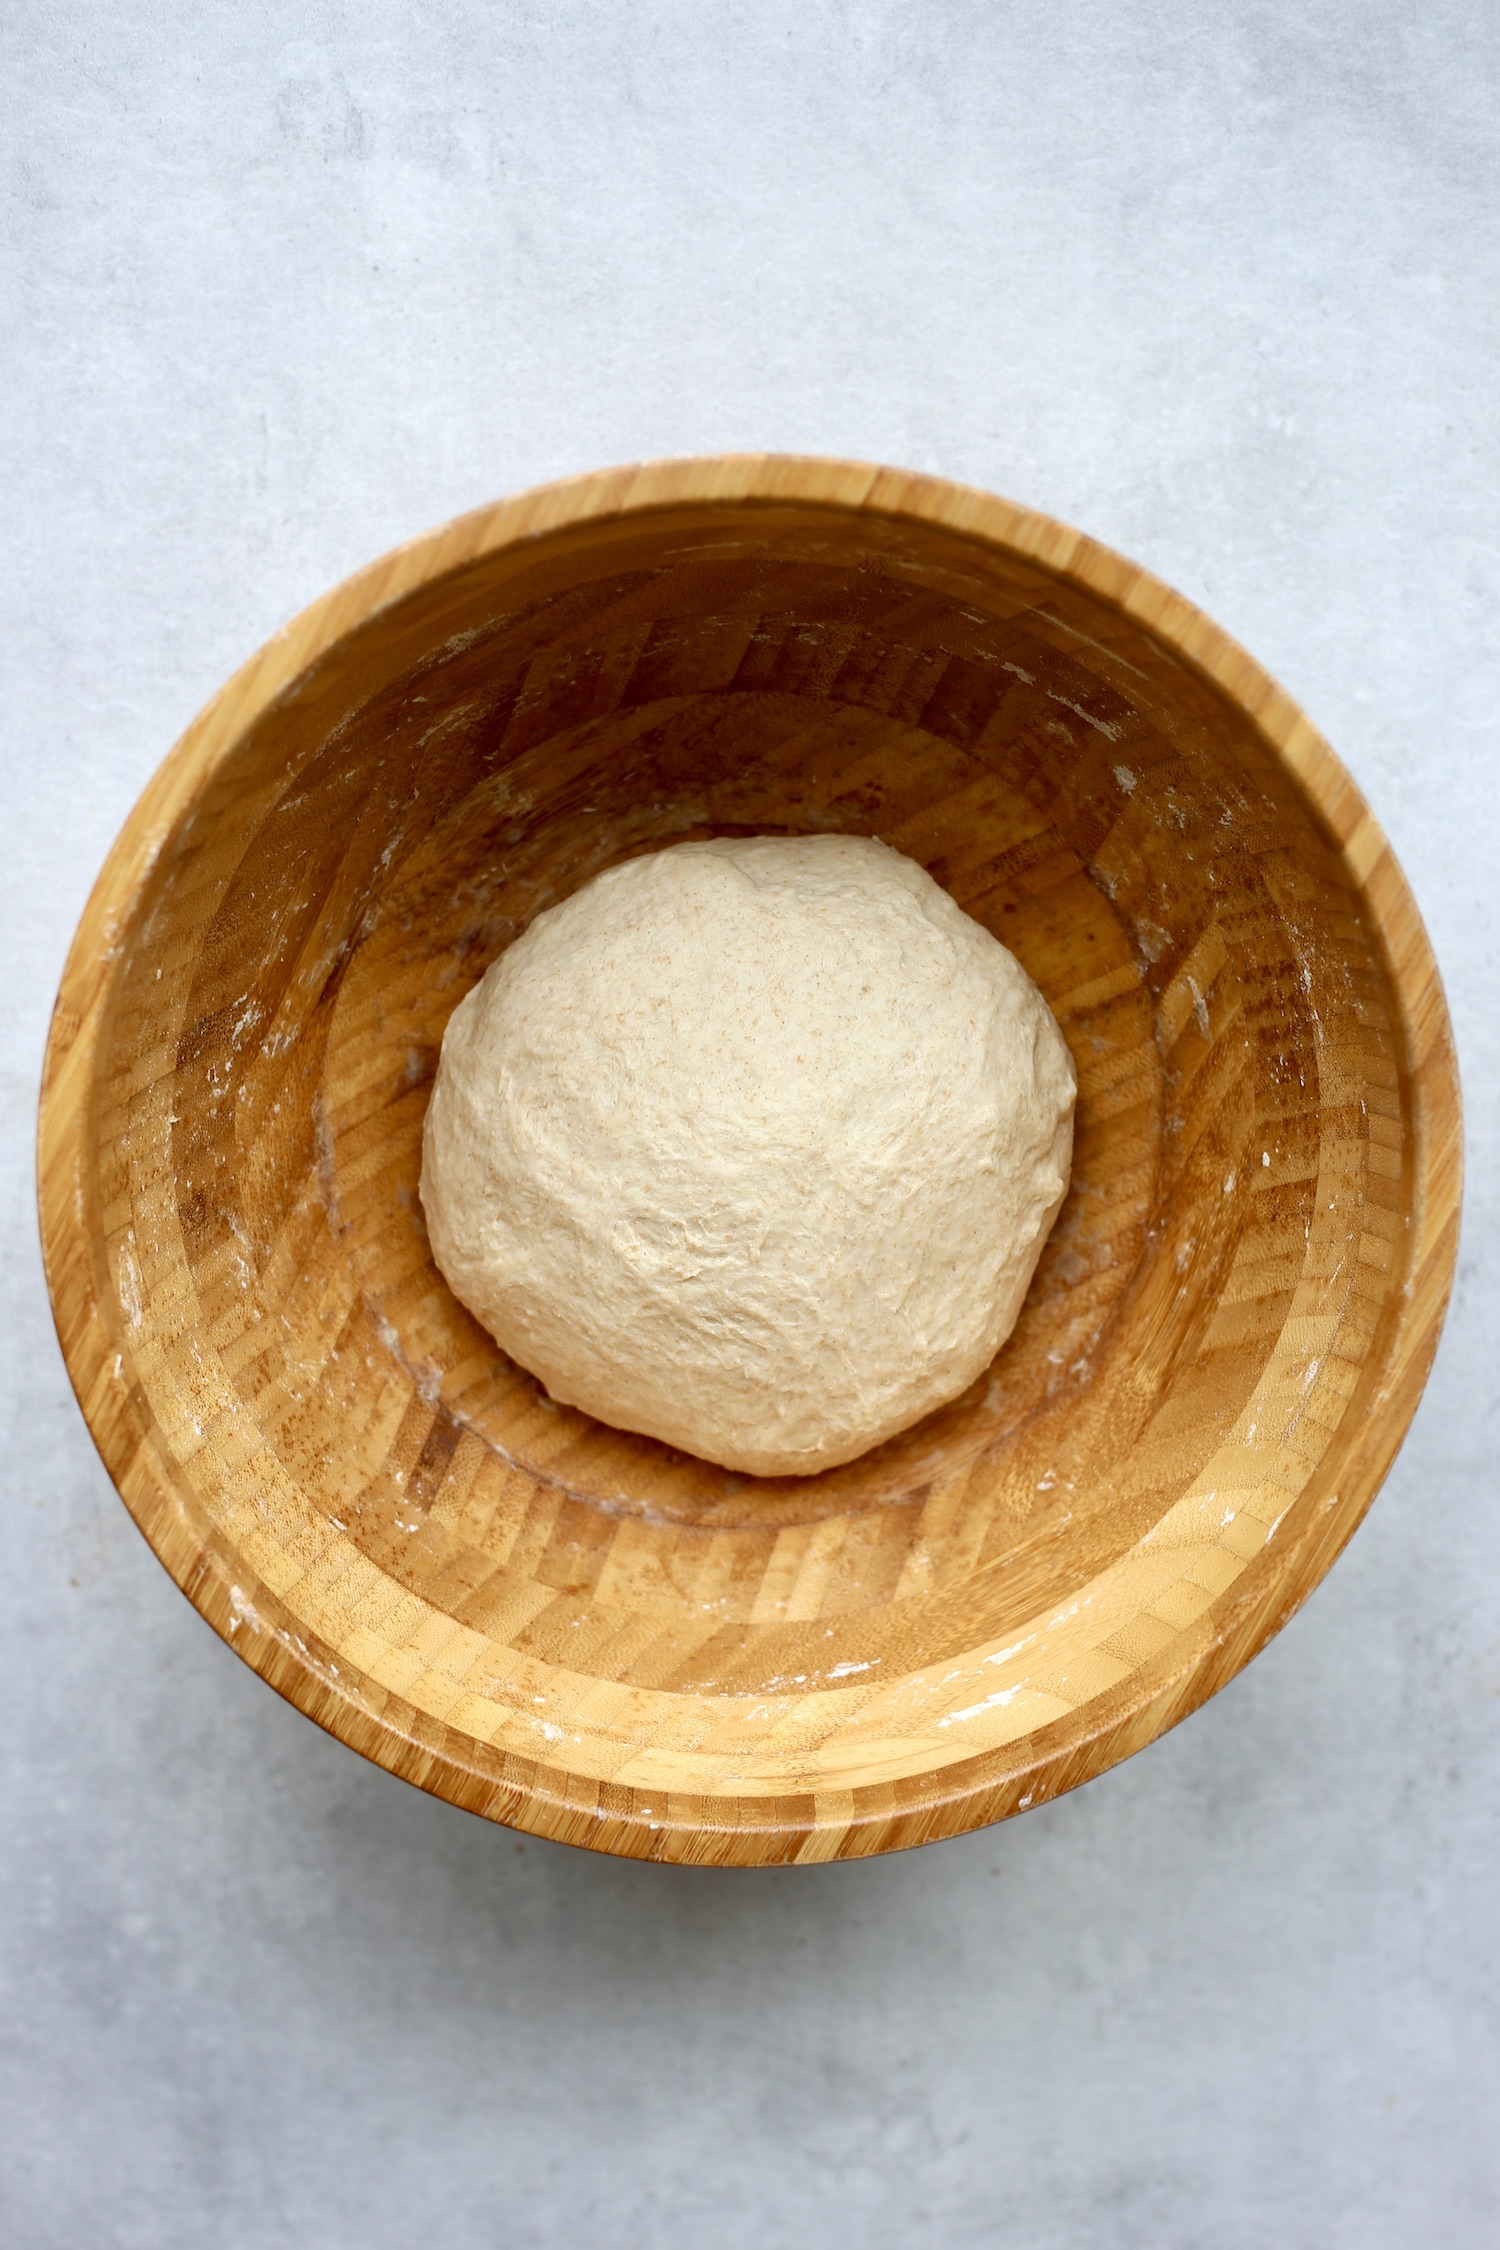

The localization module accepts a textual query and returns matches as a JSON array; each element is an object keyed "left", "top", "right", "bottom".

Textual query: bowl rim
[{"left": 38, "top": 454, "right": 1463, "bottom": 1865}]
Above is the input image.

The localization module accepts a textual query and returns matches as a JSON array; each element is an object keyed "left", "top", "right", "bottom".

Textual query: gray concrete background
[{"left": 3, "top": 5, "right": 1497, "bottom": 2245}]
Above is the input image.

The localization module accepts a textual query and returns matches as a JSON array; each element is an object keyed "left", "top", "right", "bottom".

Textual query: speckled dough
[{"left": 420, "top": 835, "right": 1076, "bottom": 1476}]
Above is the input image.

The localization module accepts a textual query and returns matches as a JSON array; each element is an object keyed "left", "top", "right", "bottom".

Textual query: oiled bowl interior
[{"left": 71, "top": 485, "right": 1438, "bottom": 1862}]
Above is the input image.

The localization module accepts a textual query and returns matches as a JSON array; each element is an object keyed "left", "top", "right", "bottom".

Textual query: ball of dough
[{"left": 420, "top": 835, "right": 1075, "bottom": 1477}]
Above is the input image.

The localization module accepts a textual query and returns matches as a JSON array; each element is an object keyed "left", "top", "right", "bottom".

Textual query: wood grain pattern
[{"left": 39, "top": 456, "right": 1461, "bottom": 1864}]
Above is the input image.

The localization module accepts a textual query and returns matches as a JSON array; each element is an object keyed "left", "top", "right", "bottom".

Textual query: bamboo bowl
[{"left": 40, "top": 458, "right": 1460, "bottom": 1865}]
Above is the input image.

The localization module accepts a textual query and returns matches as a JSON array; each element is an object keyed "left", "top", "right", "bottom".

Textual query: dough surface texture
[{"left": 420, "top": 834, "right": 1075, "bottom": 1477}]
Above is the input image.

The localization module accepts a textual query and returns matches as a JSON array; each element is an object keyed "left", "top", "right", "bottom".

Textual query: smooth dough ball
[{"left": 420, "top": 835, "right": 1075, "bottom": 1477}]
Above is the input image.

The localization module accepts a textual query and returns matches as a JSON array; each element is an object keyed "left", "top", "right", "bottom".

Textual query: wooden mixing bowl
[{"left": 40, "top": 457, "right": 1460, "bottom": 1865}]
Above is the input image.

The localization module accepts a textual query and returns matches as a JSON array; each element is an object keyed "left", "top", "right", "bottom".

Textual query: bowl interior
[{"left": 60, "top": 476, "right": 1451, "bottom": 1861}]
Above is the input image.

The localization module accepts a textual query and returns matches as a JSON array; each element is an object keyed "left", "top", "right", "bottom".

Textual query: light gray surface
[{"left": 3, "top": 4, "right": 1497, "bottom": 2244}]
